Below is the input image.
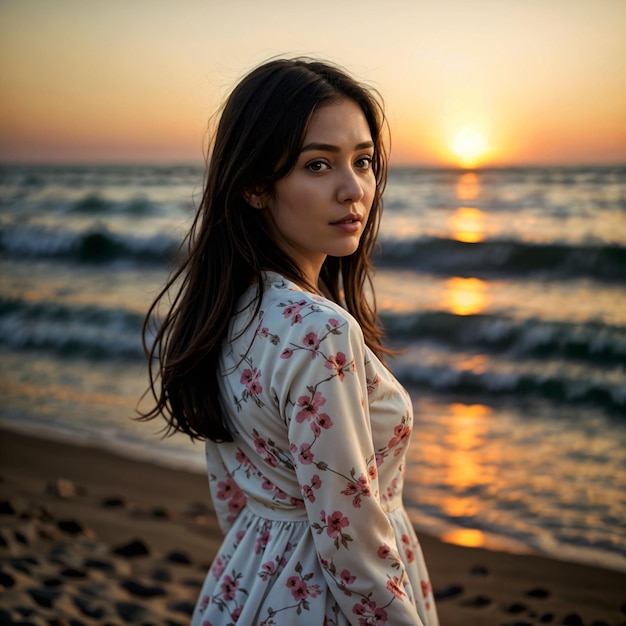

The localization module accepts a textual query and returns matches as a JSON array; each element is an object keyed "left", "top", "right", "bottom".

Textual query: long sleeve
[
  {"left": 206, "top": 441, "right": 247, "bottom": 535},
  {"left": 276, "top": 310, "right": 424, "bottom": 625}
]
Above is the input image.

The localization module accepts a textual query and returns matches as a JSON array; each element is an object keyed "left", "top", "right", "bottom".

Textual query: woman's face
[{"left": 262, "top": 98, "right": 376, "bottom": 286}]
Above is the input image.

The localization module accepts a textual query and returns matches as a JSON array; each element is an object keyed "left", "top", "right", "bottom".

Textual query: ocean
[{"left": 1, "top": 163, "right": 625, "bottom": 573}]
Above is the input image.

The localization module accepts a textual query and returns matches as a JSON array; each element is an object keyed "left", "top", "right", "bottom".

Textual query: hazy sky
[{"left": 1, "top": 0, "right": 625, "bottom": 166}]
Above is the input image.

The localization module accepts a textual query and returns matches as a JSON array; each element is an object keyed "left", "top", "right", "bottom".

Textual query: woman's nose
[{"left": 337, "top": 167, "right": 365, "bottom": 204}]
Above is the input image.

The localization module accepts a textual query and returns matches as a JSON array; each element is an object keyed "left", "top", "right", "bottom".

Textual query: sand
[{"left": 1, "top": 427, "right": 624, "bottom": 626}]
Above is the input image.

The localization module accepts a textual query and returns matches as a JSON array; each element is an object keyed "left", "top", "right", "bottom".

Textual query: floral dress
[{"left": 192, "top": 272, "right": 439, "bottom": 626}]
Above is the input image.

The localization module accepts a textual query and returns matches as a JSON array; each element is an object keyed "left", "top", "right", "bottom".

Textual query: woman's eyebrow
[{"left": 300, "top": 140, "right": 374, "bottom": 153}]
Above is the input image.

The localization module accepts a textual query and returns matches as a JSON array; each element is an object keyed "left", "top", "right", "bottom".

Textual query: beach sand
[{"left": 1, "top": 427, "right": 624, "bottom": 626}]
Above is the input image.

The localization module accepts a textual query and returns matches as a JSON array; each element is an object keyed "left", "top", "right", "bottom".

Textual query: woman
[{"left": 141, "top": 58, "right": 439, "bottom": 626}]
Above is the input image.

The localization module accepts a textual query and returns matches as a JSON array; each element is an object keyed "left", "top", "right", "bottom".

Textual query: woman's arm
[
  {"left": 278, "top": 308, "right": 424, "bottom": 625},
  {"left": 206, "top": 441, "right": 247, "bottom": 535}
]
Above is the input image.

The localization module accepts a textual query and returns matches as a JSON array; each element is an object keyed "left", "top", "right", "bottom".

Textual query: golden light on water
[
  {"left": 441, "top": 528, "right": 486, "bottom": 548},
  {"left": 443, "top": 403, "right": 488, "bottom": 493},
  {"left": 449, "top": 173, "right": 489, "bottom": 243},
  {"left": 455, "top": 172, "right": 481, "bottom": 201},
  {"left": 438, "top": 403, "right": 493, "bottom": 548},
  {"left": 448, "top": 206, "right": 487, "bottom": 243},
  {"left": 443, "top": 277, "right": 489, "bottom": 316}
]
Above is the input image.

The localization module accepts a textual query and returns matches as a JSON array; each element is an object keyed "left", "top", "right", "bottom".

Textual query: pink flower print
[
  {"left": 352, "top": 599, "right": 388, "bottom": 625},
  {"left": 280, "top": 348, "right": 293, "bottom": 359},
  {"left": 221, "top": 575, "right": 239, "bottom": 601},
  {"left": 308, "top": 583, "right": 322, "bottom": 598},
  {"left": 303, "top": 331, "right": 320, "bottom": 357},
  {"left": 388, "top": 422, "right": 411, "bottom": 455},
  {"left": 385, "top": 477, "right": 399, "bottom": 501},
  {"left": 210, "top": 556, "right": 225, "bottom": 578},
  {"left": 340, "top": 569, "right": 356, "bottom": 585},
  {"left": 228, "top": 489, "right": 246, "bottom": 518},
  {"left": 302, "top": 474, "right": 321, "bottom": 502},
  {"left": 286, "top": 576, "right": 308, "bottom": 600},
  {"left": 231, "top": 606, "right": 242, "bottom": 622},
  {"left": 326, "top": 511, "right": 350, "bottom": 539},
  {"left": 216, "top": 475, "right": 238, "bottom": 501},
  {"left": 258, "top": 326, "right": 269, "bottom": 337},
  {"left": 328, "top": 318, "right": 339, "bottom": 328},
  {"left": 341, "top": 474, "right": 372, "bottom": 508},
  {"left": 259, "top": 560, "right": 276, "bottom": 581},
  {"left": 283, "top": 300, "right": 307, "bottom": 325},
  {"left": 302, "top": 484, "right": 316, "bottom": 502},
  {"left": 253, "top": 432, "right": 267, "bottom": 455},
  {"left": 386, "top": 576, "right": 405, "bottom": 599},
  {"left": 240, "top": 367, "right": 262, "bottom": 395},
  {"left": 286, "top": 300, "right": 307, "bottom": 315},
  {"left": 366, "top": 373, "right": 380, "bottom": 395},
  {"left": 421, "top": 580, "right": 432, "bottom": 609},
  {"left": 286, "top": 576, "right": 320, "bottom": 601},
  {"left": 255, "top": 530, "right": 271, "bottom": 554},
  {"left": 240, "top": 368, "right": 253, "bottom": 386},
  {"left": 296, "top": 391, "right": 326, "bottom": 422},
  {"left": 325, "top": 351, "right": 348, "bottom": 381},
  {"left": 377, "top": 543, "right": 391, "bottom": 559},
  {"left": 264, "top": 452, "right": 279, "bottom": 467},
  {"left": 368, "top": 465, "right": 377, "bottom": 480},
  {"left": 400, "top": 535, "right": 415, "bottom": 561},
  {"left": 298, "top": 443, "right": 314, "bottom": 464},
  {"left": 316, "top": 412, "right": 333, "bottom": 429},
  {"left": 261, "top": 477, "right": 274, "bottom": 491},
  {"left": 274, "top": 486, "right": 287, "bottom": 500}
]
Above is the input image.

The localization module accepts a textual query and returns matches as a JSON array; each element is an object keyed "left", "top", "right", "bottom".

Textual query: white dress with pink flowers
[{"left": 191, "top": 272, "right": 439, "bottom": 626}]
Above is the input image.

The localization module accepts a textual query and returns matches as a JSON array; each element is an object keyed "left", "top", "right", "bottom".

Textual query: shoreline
[
  {"left": 4, "top": 418, "right": 624, "bottom": 575},
  {"left": 1, "top": 427, "right": 625, "bottom": 625}
]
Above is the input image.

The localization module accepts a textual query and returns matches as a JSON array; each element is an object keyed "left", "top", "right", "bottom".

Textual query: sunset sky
[{"left": 1, "top": 0, "right": 625, "bottom": 167}]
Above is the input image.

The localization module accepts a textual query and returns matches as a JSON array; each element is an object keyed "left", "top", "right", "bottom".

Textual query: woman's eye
[
  {"left": 355, "top": 156, "right": 373, "bottom": 169},
  {"left": 306, "top": 161, "right": 329, "bottom": 172}
]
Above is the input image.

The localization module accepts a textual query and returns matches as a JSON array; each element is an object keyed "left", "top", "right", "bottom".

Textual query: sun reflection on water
[
  {"left": 440, "top": 403, "right": 493, "bottom": 548},
  {"left": 448, "top": 206, "right": 487, "bottom": 243},
  {"left": 441, "top": 528, "right": 486, "bottom": 548},
  {"left": 443, "top": 277, "right": 489, "bottom": 316},
  {"left": 455, "top": 172, "right": 481, "bottom": 201}
]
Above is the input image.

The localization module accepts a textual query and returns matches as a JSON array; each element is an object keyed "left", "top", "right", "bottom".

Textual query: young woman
[{"left": 142, "top": 58, "right": 439, "bottom": 626}]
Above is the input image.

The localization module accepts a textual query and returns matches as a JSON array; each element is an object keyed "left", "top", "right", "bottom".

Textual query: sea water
[{"left": 1, "top": 164, "right": 625, "bottom": 571}]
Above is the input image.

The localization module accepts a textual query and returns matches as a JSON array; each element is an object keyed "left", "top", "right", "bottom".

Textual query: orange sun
[{"left": 452, "top": 128, "right": 487, "bottom": 168}]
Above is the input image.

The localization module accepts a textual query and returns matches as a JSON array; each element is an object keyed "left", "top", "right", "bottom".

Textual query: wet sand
[{"left": 1, "top": 427, "right": 624, "bottom": 625}]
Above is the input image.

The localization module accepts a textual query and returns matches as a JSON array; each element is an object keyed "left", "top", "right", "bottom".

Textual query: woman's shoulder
[{"left": 260, "top": 272, "right": 359, "bottom": 333}]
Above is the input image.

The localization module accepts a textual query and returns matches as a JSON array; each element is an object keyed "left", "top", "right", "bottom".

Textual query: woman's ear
[{"left": 243, "top": 187, "right": 267, "bottom": 209}]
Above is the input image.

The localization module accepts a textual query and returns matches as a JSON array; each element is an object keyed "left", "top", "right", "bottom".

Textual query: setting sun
[{"left": 452, "top": 128, "right": 487, "bottom": 168}]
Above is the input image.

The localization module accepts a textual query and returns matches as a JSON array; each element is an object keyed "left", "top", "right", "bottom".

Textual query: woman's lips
[{"left": 330, "top": 214, "right": 362, "bottom": 233}]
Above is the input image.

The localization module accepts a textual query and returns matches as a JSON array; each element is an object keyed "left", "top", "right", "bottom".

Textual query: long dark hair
[{"left": 139, "top": 57, "right": 391, "bottom": 442}]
